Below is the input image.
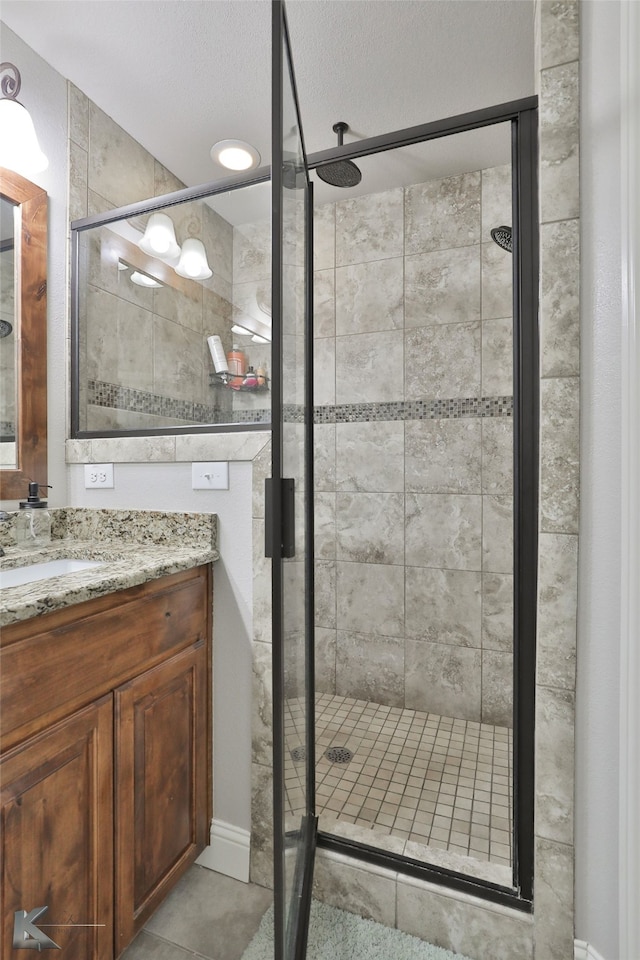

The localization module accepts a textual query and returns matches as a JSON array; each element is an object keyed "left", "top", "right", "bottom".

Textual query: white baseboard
[
  {"left": 574, "top": 940, "right": 607, "bottom": 960},
  {"left": 196, "top": 819, "right": 250, "bottom": 883}
]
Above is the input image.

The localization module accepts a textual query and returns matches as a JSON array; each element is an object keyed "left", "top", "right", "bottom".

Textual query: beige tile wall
[
  {"left": 0, "top": 236, "right": 15, "bottom": 434},
  {"left": 69, "top": 84, "right": 254, "bottom": 432},
  {"left": 313, "top": 163, "right": 514, "bottom": 727},
  {"left": 532, "top": 0, "right": 580, "bottom": 957},
  {"left": 230, "top": 217, "right": 272, "bottom": 417}
]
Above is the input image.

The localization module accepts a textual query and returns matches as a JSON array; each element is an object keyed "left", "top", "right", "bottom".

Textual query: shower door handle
[{"left": 265, "top": 478, "right": 296, "bottom": 559}]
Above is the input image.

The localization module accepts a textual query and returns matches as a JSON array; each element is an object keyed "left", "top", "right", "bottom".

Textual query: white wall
[
  {"left": 0, "top": 24, "right": 68, "bottom": 509},
  {"left": 575, "top": 2, "right": 622, "bottom": 956},
  {"left": 68, "top": 460, "right": 254, "bottom": 831}
]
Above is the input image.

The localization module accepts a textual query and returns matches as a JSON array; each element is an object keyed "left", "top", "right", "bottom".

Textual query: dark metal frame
[
  {"left": 270, "top": 2, "right": 317, "bottom": 958},
  {"left": 510, "top": 107, "right": 539, "bottom": 904},
  {"left": 305, "top": 99, "right": 540, "bottom": 911}
]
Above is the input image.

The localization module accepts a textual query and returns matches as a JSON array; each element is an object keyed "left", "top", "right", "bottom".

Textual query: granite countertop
[{"left": 0, "top": 508, "right": 219, "bottom": 628}]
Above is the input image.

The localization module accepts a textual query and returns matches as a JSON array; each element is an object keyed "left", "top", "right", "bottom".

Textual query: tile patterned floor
[
  {"left": 285, "top": 694, "right": 513, "bottom": 869},
  {"left": 120, "top": 865, "right": 272, "bottom": 960}
]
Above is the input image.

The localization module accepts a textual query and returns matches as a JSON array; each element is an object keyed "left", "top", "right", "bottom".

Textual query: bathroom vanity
[{"left": 0, "top": 509, "right": 218, "bottom": 959}]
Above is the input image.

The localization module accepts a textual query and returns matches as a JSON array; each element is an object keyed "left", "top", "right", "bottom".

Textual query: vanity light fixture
[
  {"left": 175, "top": 238, "right": 212, "bottom": 280},
  {"left": 251, "top": 333, "right": 270, "bottom": 344},
  {"left": 130, "top": 271, "right": 162, "bottom": 288},
  {"left": 231, "top": 324, "right": 252, "bottom": 336},
  {"left": 0, "top": 63, "right": 48, "bottom": 175},
  {"left": 138, "top": 212, "right": 180, "bottom": 263},
  {"left": 210, "top": 139, "right": 261, "bottom": 172}
]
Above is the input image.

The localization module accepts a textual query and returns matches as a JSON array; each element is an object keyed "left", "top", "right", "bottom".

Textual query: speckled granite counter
[{"left": 0, "top": 508, "right": 218, "bottom": 627}]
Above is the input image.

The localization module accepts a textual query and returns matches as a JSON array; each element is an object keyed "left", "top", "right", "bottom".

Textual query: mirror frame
[{"left": 0, "top": 168, "right": 47, "bottom": 500}]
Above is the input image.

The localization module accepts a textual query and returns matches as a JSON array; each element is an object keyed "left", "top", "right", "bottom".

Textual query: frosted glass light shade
[
  {"left": 138, "top": 213, "right": 180, "bottom": 262},
  {"left": 0, "top": 98, "right": 48, "bottom": 175},
  {"left": 175, "top": 238, "right": 212, "bottom": 280},
  {"left": 130, "top": 271, "right": 162, "bottom": 288}
]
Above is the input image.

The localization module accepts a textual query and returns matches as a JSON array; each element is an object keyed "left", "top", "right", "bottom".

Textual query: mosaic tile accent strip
[
  {"left": 88, "top": 379, "right": 270, "bottom": 426},
  {"left": 88, "top": 379, "right": 512, "bottom": 428},
  {"left": 314, "top": 397, "right": 513, "bottom": 423},
  {"left": 230, "top": 408, "right": 271, "bottom": 424},
  {"left": 0, "top": 420, "right": 15, "bottom": 439}
]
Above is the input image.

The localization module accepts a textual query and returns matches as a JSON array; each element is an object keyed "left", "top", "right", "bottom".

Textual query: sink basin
[{"left": 0, "top": 558, "right": 105, "bottom": 589}]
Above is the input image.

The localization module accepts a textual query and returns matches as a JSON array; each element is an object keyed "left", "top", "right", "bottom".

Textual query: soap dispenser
[{"left": 16, "top": 481, "right": 52, "bottom": 548}]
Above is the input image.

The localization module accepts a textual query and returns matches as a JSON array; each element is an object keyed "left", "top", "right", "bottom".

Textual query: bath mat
[{"left": 242, "top": 900, "right": 475, "bottom": 960}]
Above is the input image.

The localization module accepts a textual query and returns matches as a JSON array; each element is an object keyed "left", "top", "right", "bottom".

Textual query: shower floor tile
[{"left": 284, "top": 694, "right": 513, "bottom": 876}]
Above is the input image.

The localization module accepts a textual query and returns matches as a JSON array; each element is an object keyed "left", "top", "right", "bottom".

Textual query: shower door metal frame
[
  {"left": 270, "top": 2, "right": 317, "bottom": 958},
  {"left": 307, "top": 97, "right": 539, "bottom": 911}
]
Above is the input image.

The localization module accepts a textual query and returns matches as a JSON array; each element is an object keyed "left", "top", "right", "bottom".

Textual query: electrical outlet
[
  {"left": 192, "top": 462, "right": 229, "bottom": 490},
  {"left": 84, "top": 463, "right": 114, "bottom": 489}
]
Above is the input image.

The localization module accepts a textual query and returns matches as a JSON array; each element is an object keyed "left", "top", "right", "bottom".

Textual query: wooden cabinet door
[
  {"left": 0, "top": 697, "right": 114, "bottom": 960},
  {"left": 114, "top": 640, "right": 209, "bottom": 953}
]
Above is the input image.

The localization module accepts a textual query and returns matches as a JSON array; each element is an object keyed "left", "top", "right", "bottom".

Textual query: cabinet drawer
[{"left": 1, "top": 566, "right": 210, "bottom": 752}]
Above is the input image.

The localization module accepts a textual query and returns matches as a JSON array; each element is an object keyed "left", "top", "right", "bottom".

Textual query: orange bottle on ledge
[{"left": 227, "top": 345, "right": 246, "bottom": 388}]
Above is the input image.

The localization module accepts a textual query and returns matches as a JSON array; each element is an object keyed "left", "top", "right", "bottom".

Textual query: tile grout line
[{"left": 134, "top": 929, "right": 215, "bottom": 960}]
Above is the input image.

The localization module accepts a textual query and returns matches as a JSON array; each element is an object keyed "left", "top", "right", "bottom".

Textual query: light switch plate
[
  {"left": 84, "top": 463, "right": 114, "bottom": 489},
  {"left": 192, "top": 461, "right": 229, "bottom": 490}
]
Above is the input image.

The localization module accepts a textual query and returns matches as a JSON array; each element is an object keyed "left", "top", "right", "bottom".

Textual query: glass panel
[
  {"left": 312, "top": 123, "right": 515, "bottom": 887},
  {"left": 74, "top": 180, "right": 272, "bottom": 434},
  {"left": 272, "top": 2, "right": 315, "bottom": 958}
]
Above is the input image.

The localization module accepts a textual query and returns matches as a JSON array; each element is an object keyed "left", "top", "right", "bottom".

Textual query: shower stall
[
  {"left": 271, "top": 7, "right": 538, "bottom": 941},
  {"left": 69, "top": 7, "right": 538, "bottom": 955},
  {"left": 307, "top": 145, "right": 518, "bottom": 884}
]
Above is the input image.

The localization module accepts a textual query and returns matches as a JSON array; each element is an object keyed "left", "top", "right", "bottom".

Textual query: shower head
[
  {"left": 0, "top": 319, "right": 12, "bottom": 338},
  {"left": 491, "top": 225, "right": 512, "bottom": 253},
  {"left": 316, "top": 122, "right": 362, "bottom": 189}
]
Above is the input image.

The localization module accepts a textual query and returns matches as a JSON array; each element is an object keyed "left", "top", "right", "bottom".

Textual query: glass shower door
[{"left": 269, "top": 1, "right": 316, "bottom": 958}]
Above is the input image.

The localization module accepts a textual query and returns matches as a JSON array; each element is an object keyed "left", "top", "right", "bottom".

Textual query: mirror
[
  {"left": 0, "top": 168, "right": 47, "bottom": 500},
  {"left": 72, "top": 180, "right": 272, "bottom": 437}
]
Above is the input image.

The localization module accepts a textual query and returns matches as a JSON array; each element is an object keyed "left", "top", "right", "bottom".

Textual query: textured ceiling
[{"left": 1, "top": 0, "right": 534, "bottom": 215}]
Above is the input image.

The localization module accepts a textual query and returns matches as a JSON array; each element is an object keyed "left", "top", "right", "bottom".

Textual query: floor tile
[
  {"left": 121, "top": 931, "right": 208, "bottom": 959},
  {"left": 128, "top": 865, "right": 272, "bottom": 960}
]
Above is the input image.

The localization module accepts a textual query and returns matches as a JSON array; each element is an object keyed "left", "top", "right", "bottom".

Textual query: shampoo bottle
[{"left": 207, "top": 335, "right": 229, "bottom": 373}]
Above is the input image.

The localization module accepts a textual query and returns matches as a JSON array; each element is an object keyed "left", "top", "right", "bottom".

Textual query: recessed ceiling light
[{"left": 211, "top": 139, "right": 261, "bottom": 172}]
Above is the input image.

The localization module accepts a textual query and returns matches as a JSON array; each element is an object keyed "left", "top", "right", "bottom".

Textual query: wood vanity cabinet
[
  {"left": 0, "top": 565, "right": 212, "bottom": 960},
  {"left": 1, "top": 698, "right": 114, "bottom": 959}
]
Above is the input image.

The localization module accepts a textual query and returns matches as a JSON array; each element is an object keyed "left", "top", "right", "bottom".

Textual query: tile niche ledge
[{"left": 66, "top": 432, "right": 271, "bottom": 465}]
